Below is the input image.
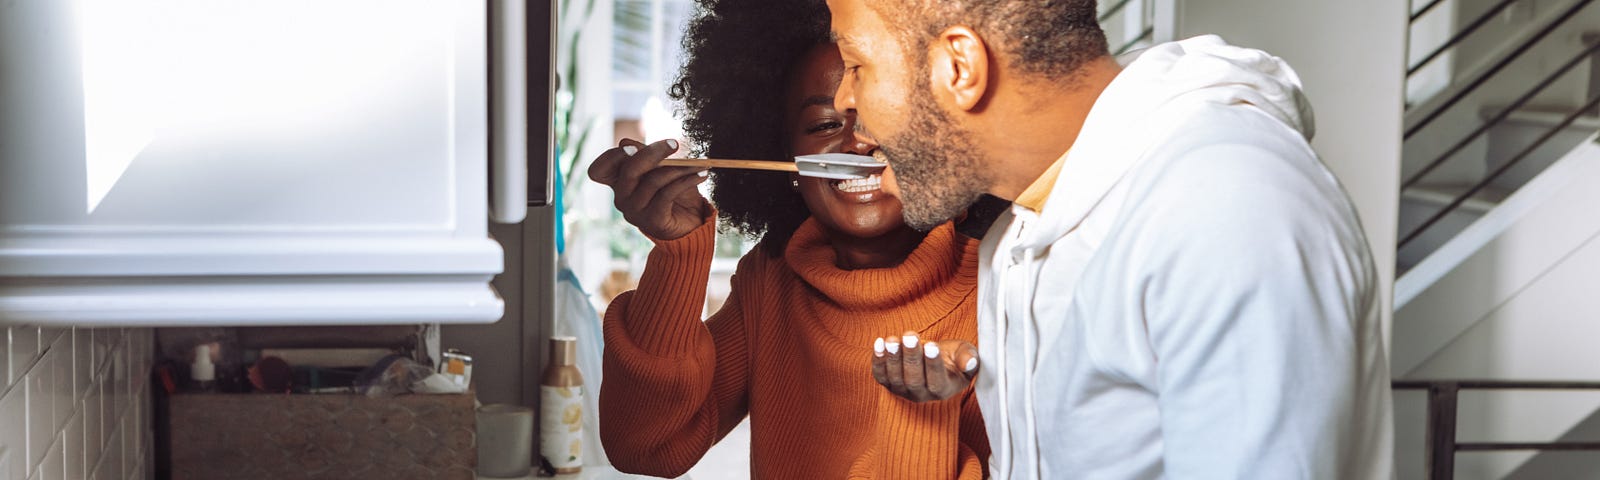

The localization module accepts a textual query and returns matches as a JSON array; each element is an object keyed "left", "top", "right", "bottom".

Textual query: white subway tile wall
[{"left": 0, "top": 327, "right": 154, "bottom": 480}]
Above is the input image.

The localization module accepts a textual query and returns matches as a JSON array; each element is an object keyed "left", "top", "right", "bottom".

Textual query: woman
[{"left": 587, "top": 0, "right": 988, "bottom": 477}]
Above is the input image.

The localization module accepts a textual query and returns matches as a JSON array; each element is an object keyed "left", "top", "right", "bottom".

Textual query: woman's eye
[{"left": 807, "top": 121, "right": 844, "bottom": 134}]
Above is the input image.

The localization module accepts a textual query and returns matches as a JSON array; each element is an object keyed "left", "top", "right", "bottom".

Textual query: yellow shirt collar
[{"left": 1013, "top": 153, "right": 1068, "bottom": 212}]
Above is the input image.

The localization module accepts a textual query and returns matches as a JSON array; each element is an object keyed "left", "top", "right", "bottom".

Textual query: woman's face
[{"left": 785, "top": 43, "right": 905, "bottom": 239}]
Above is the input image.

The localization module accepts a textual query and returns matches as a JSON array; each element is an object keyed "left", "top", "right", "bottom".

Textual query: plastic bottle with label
[
  {"left": 191, "top": 344, "right": 216, "bottom": 393},
  {"left": 539, "top": 336, "right": 584, "bottom": 474}
]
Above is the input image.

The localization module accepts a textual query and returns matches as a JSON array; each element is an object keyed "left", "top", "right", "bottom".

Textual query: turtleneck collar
[{"left": 784, "top": 218, "right": 979, "bottom": 315}]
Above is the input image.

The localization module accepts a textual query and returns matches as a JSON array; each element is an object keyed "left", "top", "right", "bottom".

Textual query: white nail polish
[
  {"left": 924, "top": 343, "right": 940, "bottom": 359},
  {"left": 873, "top": 338, "right": 885, "bottom": 355},
  {"left": 903, "top": 335, "right": 918, "bottom": 349},
  {"left": 964, "top": 358, "right": 979, "bottom": 372},
  {"left": 886, "top": 342, "right": 900, "bottom": 354},
  {"left": 666, "top": 139, "right": 679, "bottom": 150},
  {"left": 697, "top": 170, "right": 710, "bottom": 177},
  {"left": 622, "top": 145, "right": 638, "bottom": 156}
]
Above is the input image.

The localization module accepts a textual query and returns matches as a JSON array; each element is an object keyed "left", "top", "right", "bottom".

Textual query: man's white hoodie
[{"left": 975, "top": 35, "right": 1393, "bottom": 479}]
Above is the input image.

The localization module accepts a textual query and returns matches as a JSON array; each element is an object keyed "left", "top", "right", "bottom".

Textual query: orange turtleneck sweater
[{"left": 599, "top": 214, "right": 989, "bottom": 479}]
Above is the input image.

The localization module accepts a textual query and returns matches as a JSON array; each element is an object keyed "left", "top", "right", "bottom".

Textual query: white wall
[
  {"left": 1170, "top": 0, "right": 1407, "bottom": 351},
  {"left": 1, "top": 327, "right": 154, "bottom": 480}
]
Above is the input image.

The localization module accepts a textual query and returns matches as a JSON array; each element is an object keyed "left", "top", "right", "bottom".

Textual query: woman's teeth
[{"left": 835, "top": 175, "right": 881, "bottom": 193}]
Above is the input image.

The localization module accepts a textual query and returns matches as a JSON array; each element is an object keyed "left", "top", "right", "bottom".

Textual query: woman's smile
[{"left": 830, "top": 174, "right": 884, "bottom": 200}]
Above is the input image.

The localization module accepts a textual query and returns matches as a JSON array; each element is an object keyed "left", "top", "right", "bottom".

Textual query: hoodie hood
[{"left": 1012, "top": 34, "right": 1315, "bottom": 250}]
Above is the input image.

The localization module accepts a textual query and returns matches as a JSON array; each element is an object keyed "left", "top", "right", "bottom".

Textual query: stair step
[
  {"left": 1485, "top": 107, "right": 1600, "bottom": 130},
  {"left": 1402, "top": 184, "right": 1512, "bottom": 214}
]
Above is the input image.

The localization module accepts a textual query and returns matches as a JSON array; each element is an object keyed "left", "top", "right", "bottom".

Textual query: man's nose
[{"left": 834, "top": 72, "right": 857, "bottom": 113}]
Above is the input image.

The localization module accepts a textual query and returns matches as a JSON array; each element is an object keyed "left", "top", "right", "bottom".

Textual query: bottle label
[{"left": 539, "top": 385, "right": 584, "bottom": 470}]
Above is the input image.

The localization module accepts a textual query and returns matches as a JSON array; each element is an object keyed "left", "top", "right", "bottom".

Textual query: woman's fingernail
[
  {"left": 886, "top": 342, "right": 900, "bottom": 354},
  {"left": 873, "top": 337, "right": 885, "bottom": 356},
  {"left": 903, "top": 335, "right": 918, "bottom": 349},
  {"left": 697, "top": 169, "right": 710, "bottom": 177},
  {"left": 622, "top": 145, "right": 638, "bottom": 156},
  {"left": 666, "top": 139, "right": 679, "bottom": 150},
  {"left": 924, "top": 343, "right": 940, "bottom": 359},
  {"left": 964, "top": 358, "right": 979, "bottom": 372}
]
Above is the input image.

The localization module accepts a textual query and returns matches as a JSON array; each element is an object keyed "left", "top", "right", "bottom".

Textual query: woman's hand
[
  {"left": 587, "top": 138, "right": 711, "bottom": 241},
  {"left": 871, "top": 331, "right": 979, "bottom": 402}
]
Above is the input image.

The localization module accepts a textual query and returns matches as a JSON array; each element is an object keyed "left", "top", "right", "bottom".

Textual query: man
[{"left": 832, "top": 0, "right": 1394, "bottom": 478}]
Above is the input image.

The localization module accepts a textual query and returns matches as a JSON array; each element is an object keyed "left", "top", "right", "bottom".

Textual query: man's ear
[{"left": 928, "top": 26, "right": 989, "bottom": 112}]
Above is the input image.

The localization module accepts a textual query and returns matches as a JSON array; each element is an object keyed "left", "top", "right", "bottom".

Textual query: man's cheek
[{"left": 868, "top": 90, "right": 910, "bottom": 127}]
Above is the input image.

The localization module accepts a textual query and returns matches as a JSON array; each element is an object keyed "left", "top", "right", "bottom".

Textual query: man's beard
[{"left": 879, "top": 85, "right": 990, "bottom": 231}]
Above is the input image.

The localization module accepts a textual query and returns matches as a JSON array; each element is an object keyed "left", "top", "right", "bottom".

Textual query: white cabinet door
[{"left": 0, "top": 0, "right": 504, "bottom": 326}]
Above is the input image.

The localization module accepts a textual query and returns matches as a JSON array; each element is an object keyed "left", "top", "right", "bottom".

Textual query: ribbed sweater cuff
[{"left": 617, "top": 214, "right": 718, "bottom": 357}]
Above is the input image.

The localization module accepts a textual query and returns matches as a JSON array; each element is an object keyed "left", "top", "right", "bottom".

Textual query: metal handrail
[
  {"left": 1113, "top": 27, "right": 1154, "bottom": 57},
  {"left": 1404, "top": 0, "right": 1593, "bottom": 139},
  {"left": 1457, "top": 442, "right": 1600, "bottom": 451},
  {"left": 1099, "top": 0, "right": 1137, "bottom": 23},
  {"left": 1399, "top": 91, "right": 1600, "bottom": 249},
  {"left": 1394, "top": 380, "right": 1600, "bottom": 389},
  {"left": 1393, "top": 380, "right": 1600, "bottom": 480},
  {"left": 1401, "top": 39, "right": 1600, "bottom": 189},
  {"left": 1407, "top": 0, "right": 1522, "bottom": 76},
  {"left": 1410, "top": 0, "right": 1449, "bottom": 23}
]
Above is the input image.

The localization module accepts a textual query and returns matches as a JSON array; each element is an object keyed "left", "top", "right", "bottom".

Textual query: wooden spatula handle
[{"left": 660, "top": 158, "right": 799, "bottom": 172}]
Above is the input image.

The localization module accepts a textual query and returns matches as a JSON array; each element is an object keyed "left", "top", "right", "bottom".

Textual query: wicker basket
[{"left": 168, "top": 391, "right": 476, "bottom": 479}]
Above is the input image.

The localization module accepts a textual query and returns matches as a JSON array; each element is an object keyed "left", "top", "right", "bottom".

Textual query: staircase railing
[
  {"left": 1406, "top": 0, "right": 1525, "bottom": 78},
  {"left": 1401, "top": 39, "right": 1600, "bottom": 191},
  {"left": 1100, "top": 0, "right": 1155, "bottom": 57},
  {"left": 1393, "top": 380, "right": 1600, "bottom": 480},
  {"left": 1400, "top": 91, "right": 1600, "bottom": 249},
  {"left": 1404, "top": 0, "right": 1595, "bottom": 141},
  {"left": 1399, "top": 0, "right": 1600, "bottom": 268}
]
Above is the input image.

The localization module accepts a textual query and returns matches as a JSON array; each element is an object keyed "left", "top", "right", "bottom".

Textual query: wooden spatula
[
  {"left": 659, "top": 154, "right": 886, "bottom": 179},
  {"left": 659, "top": 158, "right": 798, "bottom": 172}
]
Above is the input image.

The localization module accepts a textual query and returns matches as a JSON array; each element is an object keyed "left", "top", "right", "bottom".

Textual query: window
[{"left": 556, "top": 0, "right": 752, "bottom": 476}]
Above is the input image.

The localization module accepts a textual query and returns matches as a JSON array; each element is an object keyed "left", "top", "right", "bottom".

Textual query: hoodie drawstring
[
  {"left": 995, "top": 219, "right": 1040, "bottom": 480},
  {"left": 994, "top": 249, "right": 1013, "bottom": 480},
  {"left": 1022, "top": 247, "right": 1040, "bottom": 479}
]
